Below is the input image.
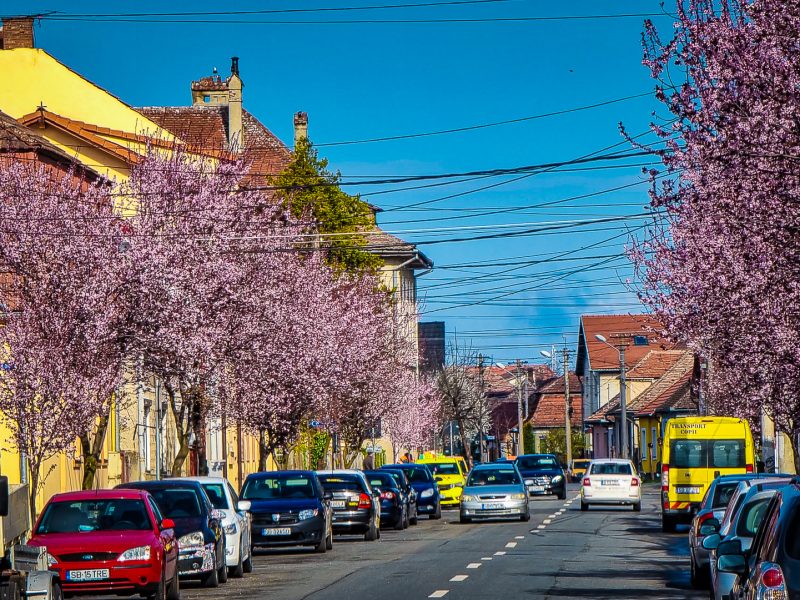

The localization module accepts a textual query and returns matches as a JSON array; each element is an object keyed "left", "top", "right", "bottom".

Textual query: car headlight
[
  {"left": 461, "top": 495, "right": 476, "bottom": 503},
  {"left": 510, "top": 493, "right": 527, "bottom": 500},
  {"left": 46, "top": 553, "right": 58, "bottom": 566},
  {"left": 524, "top": 479, "right": 534, "bottom": 485},
  {"left": 178, "top": 531, "right": 205, "bottom": 548},
  {"left": 223, "top": 522, "right": 237, "bottom": 535},
  {"left": 118, "top": 546, "right": 151, "bottom": 562},
  {"left": 298, "top": 509, "right": 319, "bottom": 521},
  {"left": 552, "top": 475, "right": 563, "bottom": 484},
  {"left": 420, "top": 488, "right": 434, "bottom": 498}
]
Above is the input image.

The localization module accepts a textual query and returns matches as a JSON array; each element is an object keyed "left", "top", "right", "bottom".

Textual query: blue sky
[{"left": 4, "top": 0, "right": 675, "bottom": 364}]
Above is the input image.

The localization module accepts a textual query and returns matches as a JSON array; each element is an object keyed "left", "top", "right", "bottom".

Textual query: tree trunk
[
  {"left": 258, "top": 430, "right": 268, "bottom": 471},
  {"left": 80, "top": 410, "right": 111, "bottom": 490},
  {"left": 167, "top": 384, "right": 191, "bottom": 477},
  {"left": 791, "top": 430, "right": 800, "bottom": 476},
  {"left": 28, "top": 468, "right": 38, "bottom": 527},
  {"left": 456, "top": 417, "right": 472, "bottom": 468}
]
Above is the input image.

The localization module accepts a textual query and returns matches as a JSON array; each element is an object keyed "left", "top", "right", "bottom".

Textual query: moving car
[
  {"left": 364, "top": 471, "right": 408, "bottom": 530},
  {"left": 515, "top": 454, "right": 567, "bottom": 500},
  {"left": 719, "top": 481, "right": 800, "bottom": 599},
  {"left": 382, "top": 468, "right": 418, "bottom": 525},
  {"left": 183, "top": 477, "right": 252, "bottom": 578},
  {"left": 417, "top": 456, "right": 467, "bottom": 507},
  {"left": 240, "top": 470, "right": 332, "bottom": 553},
  {"left": 660, "top": 416, "right": 755, "bottom": 532},
  {"left": 381, "top": 464, "right": 441, "bottom": 519},
  {"left": 317, "top": 470, "right": 381, "bottom": 541},
  {"left": 459, "top": 462, "right": 530, "bottom": 523},
  {"left": 580, "top": 459, "right": 641, "bottom": 511},
  {"left": 30, "top": 488, "right": 180, "bottom": 599},
  {"left": 704, "top": 478, "right": 791, "bottom": 600},
  {"left": 117, "top": 479, "right": 227, "bottom": 587},
  {"left": 570, "top": 459, "right": 591, "bottom": 483}
]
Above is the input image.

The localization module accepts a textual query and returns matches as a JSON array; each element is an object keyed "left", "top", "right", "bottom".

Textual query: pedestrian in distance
[{"left": 363, "top": 449, "right": 375, "bottom": 471}]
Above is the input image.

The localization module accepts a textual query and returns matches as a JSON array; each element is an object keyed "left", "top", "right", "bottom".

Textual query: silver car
[{"left": 459, "top": 463, "right": 530, "bottom": 523}]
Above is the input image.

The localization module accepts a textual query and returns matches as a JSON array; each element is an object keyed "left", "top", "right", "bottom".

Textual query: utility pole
[
  {"left": 478, "top": 354, "right": 486, "bottom": 464},
  {"left": 619, "top": 345, "right": 628, "bottom": 459},
  {"left": 563, "top": 347, "right": 572, "bottom": 470},
  {"left": 155, "top": 379, "right": 162, "bottom": 480},
  {"left": 516, "top": 359, "right": 525, "bottom": 456}
]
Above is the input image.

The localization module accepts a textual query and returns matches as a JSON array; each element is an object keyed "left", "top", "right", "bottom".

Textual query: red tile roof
[
  {"left": 539, "top": 372, "right": 582, "bottom": 395},
  {"left": 627, "top": 350, "right": 688, "bottom": 379},
  {"left": 579, "top": 314, "right": 678, "bottom": 371},
  {"left": 628, "top": 351, "right": 696, "bottom": 417},
  {"left": 529, "top": 391, "right": 583, "bottom": 428},
  {"left": 585, "top": 396, "right": 620, "bottom": 424}
]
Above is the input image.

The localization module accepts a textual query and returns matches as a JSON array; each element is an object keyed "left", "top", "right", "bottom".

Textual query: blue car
[
  {"left": 239, "top": 470, "right": 333, "bottom": 553},
  {"left": 381, "top": 464, "right": 441, "bottom": 519}
]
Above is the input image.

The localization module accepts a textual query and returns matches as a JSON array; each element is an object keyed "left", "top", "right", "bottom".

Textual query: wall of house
[
  {"left": 592, "top": 425, "right": 610, "bottom": 459},
  {"left": 761, "top": 413, "right": 797, "bottom": 474},
  {"left": 638, "top": 416, "right": 661, "bottom": 478}
]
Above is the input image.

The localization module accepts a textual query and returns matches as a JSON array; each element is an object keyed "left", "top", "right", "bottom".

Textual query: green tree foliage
[
  {"left": 540, "top": 428, "right": 586, "bottom": 466},
  {"left": 273, "top": 138, "right": 383, "bottom": 274}
]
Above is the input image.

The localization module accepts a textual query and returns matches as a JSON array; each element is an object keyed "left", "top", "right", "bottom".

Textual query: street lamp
[
  {"left": 595, "top": 334, "right": 629, "bottom": 459},
  {"left": 541, "top": 349, "right": 572, "bottom": 470},
  {"left": 495, "top": 361, "right": 526, "bottom": 456}
]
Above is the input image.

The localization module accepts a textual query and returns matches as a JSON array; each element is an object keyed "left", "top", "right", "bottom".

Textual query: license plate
[
  {"left": 67, "top": 569, "right": 109, "bottom": 582},
  {"left": 530, "top": 485, "right": 545, "bottom": 492},
  {"left": 600, "top": 480, "right": 620, "bottom": 486},
  {"left": 262, "top": 527, "right": 291, "bottom": 536},
  {"left": 331, "top": 500, "right": 345, "bottom": 509},
  {"left": 676, "top": 486, "right": 701, "bottom": 495},
  {"left": 481, "top": 503, "right": 504, "bottom": 510}
]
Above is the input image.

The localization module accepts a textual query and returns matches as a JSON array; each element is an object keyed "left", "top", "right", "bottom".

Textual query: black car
[
  {"left": 721, "top": 480, "right": 800, "bottom": 599},
  {"left": 117, "top": 479, "right": 227, "bottom": 587},
  {"left": 240, "top": 470, "right": 332, "bottom": 553},
  {"left": 364, "top": 471, "right": 409, "bottom": 530},
  {"left": 515, "top": 454, "right": 567, "bottom": 500},
  {"left": 382, "top": 468, "right": 418, "bottom": 525},
  {"left": 317, "top": 470, "right": 381, "bottom": 541},
  {"left": 381, "top": 464, "right": 441, "bottom": 519}
]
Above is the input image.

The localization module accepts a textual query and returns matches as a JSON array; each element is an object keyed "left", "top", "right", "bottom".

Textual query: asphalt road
[{"left": 175, "top": 485, "right": 705, "bottom": 600}]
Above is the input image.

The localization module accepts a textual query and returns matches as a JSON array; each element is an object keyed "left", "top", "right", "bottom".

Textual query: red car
[{"left": 29, "top": 489, "right": 180, "bottom": 600}]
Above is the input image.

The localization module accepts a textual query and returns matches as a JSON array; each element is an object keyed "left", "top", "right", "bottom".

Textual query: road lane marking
[
  {"left": 429, "top": 591, "right": 449, "bottom": 598},
  {"left": 494, "top": 551, "right": 506, "bottom": 556},
  {"left": 450, "top": 575, "right": 468, "bottom": 582},
  {"left": 515, "top": 535, "right": 524, "bottom": 539},
  {"left": 543, "top": 519, "right": 552, "bottom": 524},
  {"left": 481, "top": 557, "right": 492, "bottom": 560},
  {"left": 505, "top": 542, "right": 517, "bottom": 548},
  {"left": 467, "top": 563, "right": 482, "bottom": 569},
  {"left": 537, "top": 524, "right": 546, "bottom": 529},
  {"left": 548, "top": 514, "right": 556, "bottom": 518}
]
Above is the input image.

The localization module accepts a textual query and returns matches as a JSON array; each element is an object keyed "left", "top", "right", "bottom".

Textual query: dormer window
[
  {"left": 203, "top": 95, "right": 211, "bottom": 103},
  {"left": 633, "top": 335, "right": 649, "bottom": 346}
]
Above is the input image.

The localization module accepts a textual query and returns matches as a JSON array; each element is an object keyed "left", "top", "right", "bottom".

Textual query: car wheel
[
  {"left": 148, "top": 577, "right": 167, "bottom": 600},
  {"left": 314, "top": 533, "right": 327, "bottom": 553},
  {"left": 325, "top": 530, "right": 333, "bottom": 550},
  {"left": 409, "top": 506, "right": 418, "bottom": 525},
  {"left": 460, "top": 514, "right": 471, "bottom": 524},
  {"left": 633, "top": 502, "right": 642, "bottom": 512},
  {"left": 430, "top": 503, "right": 442, "bottom": 520},
  {"left": 364, "top": 520, "right": 378, "bottom": 541},
  {"left": 202, "top": 556, "right": 220, "bottom": 588},
  {"left": 520, "top": 509, "right": 531, "bottom": 522},
  {"left": 51, "top": 582, "right": 63, "bottom": 600},
  {"left": 166, "top": 571, "right": 180, "bottom": 600},
  {"left": 217, "top": 545, "right": 228, "bottom": 584},
  {"left": 580, "top": 501, "right": 589, "bottom": 512},
  {"left": 395, "top": 508, "right": 406, "bottom": 530},
  {"left": 403, "top": 507, "right": 410, "bottom": 529},
  {"left": 558, "top": 488, "right": 567, "bottom": 501},
  {"left": 229, "top": 543, "right": 245, "bottom": 578},
  {"left": 242, "top": 547, "right": 253, "bottom": 574}
]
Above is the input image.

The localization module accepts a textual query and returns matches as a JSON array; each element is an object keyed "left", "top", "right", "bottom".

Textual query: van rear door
[{"left": 669, "top": 439, "right": 709, "bottom": 505}]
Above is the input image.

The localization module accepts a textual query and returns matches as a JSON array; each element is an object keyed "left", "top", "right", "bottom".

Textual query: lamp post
[
  {"left": 541, "top": 349, "right": 572, "bottom": 470},
  {"left": 595, "top": 334, "right": 629, "bottom": 459}
]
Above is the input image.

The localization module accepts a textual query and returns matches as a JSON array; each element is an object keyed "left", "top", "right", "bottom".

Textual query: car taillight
[
  {"left": 582, "top": 477, "right": 591, "bottom": 487},
  {"left": 662, "top": 465, "right": 669, "bottom": 492},
  {"left": 695, "top": 511, "right": 714, "bottom": 536},
  {"left": 358, "top": 493, "right": 372, "bottom": 509},
  {"left": 762, "top": 565, "right": 785, "bottom": 588},
  {"left": 631, "top": 478, "right": 640, "bottom": 487},
  {"left": 746, "top": 464, "right": 754, "bottom": 473},
  {"left": 380, "top": 491, "right": 395, "bottom": 500}
]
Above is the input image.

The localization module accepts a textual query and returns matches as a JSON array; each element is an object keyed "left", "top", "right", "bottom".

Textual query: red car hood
[{"left": 29, "top": 530, "right": 157, "bottom": 556}]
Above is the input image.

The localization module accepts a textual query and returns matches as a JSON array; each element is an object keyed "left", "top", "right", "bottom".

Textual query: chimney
[
  {"left": 293, "top": 112, "right": 308, "bottom": 149},
  {"left": 1, "top": 17, "right": 35, "bottom": 49},
  {"left": 226, "top": 56, "right": 243, "bottom": 152}
]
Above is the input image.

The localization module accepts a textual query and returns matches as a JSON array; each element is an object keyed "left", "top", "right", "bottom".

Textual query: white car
[
  {"left": 183, "top": 476, "right": 253, "bottom": 577},
  {"left": 580, "top": 459, "right": 642, "bottom": 511}
]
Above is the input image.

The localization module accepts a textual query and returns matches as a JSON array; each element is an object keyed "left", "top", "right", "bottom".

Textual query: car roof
[
  {"left": 180, "top": 476, "right": 230, "bottom": 484},
  {"left": 317, "top": 469, "right": 363, "bottom": 475},
  {"left": 517, "top": 454, "right": 556, "bottom": 459},
  {"left": 383, "top": 463, "right": 428, "bottom": 470},
  {"left": 119, "top": 479, "right": 202, "bottom": 489},
  {"left": 49, "top": 489, "right": 149, "bottom": 502},
  {"left": 589, "top": 458, "right": 633, "bottom": 464},
  {"left": 245, "top": 470, "right": 316, "bottom": 478},
  {"left": 473, "top": 462, "right": 517, "bottom": 470}
]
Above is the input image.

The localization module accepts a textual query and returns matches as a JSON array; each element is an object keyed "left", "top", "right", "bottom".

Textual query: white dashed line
[
  {"left": 515, "top": 535, "right": 524, "bottom": 539},
  {"left": 505, "top": 542, "right": 517, "bottom": 548},
  {"left": 537, "top": 525, "right": 546, "bottom": 529},
  {"left": 450, "top": 575, "right": 469, "bottom": 582},
  {"left": 494, "top": 551, "right": 506, "bottom": 556},
  {"left": 481, "top": 557, "right": 493, "bottom": 561},
  {"left": 429, "top": 592, "right": 449, "bottom": 598},
  {"left": 548, "top": 514, "right": 556, "bottom": 518},
  {"left": 467, "top": 563, "right": 482, "bottom": 569},
  {"left": 543, "top": 519, "right": 552, "bottom": 524}
]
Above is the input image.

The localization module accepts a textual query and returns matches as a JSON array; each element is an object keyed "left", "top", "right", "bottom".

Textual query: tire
[
  {"left": 242, "top": 549, "right": 253, "bottom": 574},
  {"left": 580, "top": 501, "right": 589, "bottom": 512},
  {"left": 633, "top": 502, "right": 642, "bottom": 512},
  {"left": 166, "top": 572, "right": 180, "bottom": 600},
  {"left": 51, "top": 582, "right": 63, "bottom": 600},
  {"left": 229, "top": 543, "right": 245, "bottom": 578},
  {"left": 364, "top": 520, "right": 378, "bottom": 541},
  {"left": 403, "top": 508, "right": 410, "bottom": 529},
  {"left": 395, "top": 508, "right": 406, "bottom": 530},
  {"left": 325, "top": 530, "right": 333, "bottom": 550},
  {"left": 662, "top": 515, "right": 676, "bottom": 533},
  {"left": 409, "top": 506, "right": 418, "bottom": 526},
  {"left": 148, "top": 579, "right": 167, "bottom": 600},
  {"left": 217, "top": 545, "right": 228, "bottom": 584},
  {"left": 558, "top": 488, "right": 567, "bottom": 501},
  {"left": 460, "top": 515, "right": 471, "bottom": 524},
  {"left": 202, "top": 556, "right": 220, "bottom": 588},
  {"left": 429, "top": 503, "right": 442, "bottom": 520},
  {"left": 521, "top": 510, "right": 531, "bottom": 522},
  {"left": 314, "top": 534, "right": 327, "bottom": 553}
]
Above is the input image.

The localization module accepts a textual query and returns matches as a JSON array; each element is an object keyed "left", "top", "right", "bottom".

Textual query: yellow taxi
[
  {"left": 417, "top": 455, "right": 468, "bottom": 506},
  {"left": 570, "top": 458, "right": 591, "bottom": 483},
  {"left": 660, "top": 416, "right": 755, "bottom": 532}
]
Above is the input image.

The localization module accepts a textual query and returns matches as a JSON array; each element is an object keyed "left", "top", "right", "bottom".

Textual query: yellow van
[
  {"left": 417, "top": 455, "right": 468, "bottom": 506},
  {"left": 660, "top": 416, "right": 755, "bottom": 532}
]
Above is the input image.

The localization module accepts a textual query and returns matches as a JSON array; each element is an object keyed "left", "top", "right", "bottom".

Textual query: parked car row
[
  {"left": 685, "top": 472, "right": 799, "bottom": 599},
  {"left": 28, "top": 465, "right": 447, "bottom": 600}
]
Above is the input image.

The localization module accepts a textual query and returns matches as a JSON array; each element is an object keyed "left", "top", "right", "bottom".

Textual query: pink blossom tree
[
  {"left": 631, "top": 0, "right": 800, "bottom": 469},
  {"left": 0, "top": 161, "right": 126, "bottom": 518},
  {"left": 383, "top": 376, "right": 441, "bottom": 460}
]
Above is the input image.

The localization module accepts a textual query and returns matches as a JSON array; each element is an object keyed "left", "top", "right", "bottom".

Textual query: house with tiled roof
[{"left": 527, "top": 372, "right": 583, "bottom": 454}]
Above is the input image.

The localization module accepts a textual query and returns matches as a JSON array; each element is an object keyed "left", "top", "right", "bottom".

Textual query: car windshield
[
  {"left": 517, "top": 456, "right": 558, "bottom": 470},
  {"left": 670, "top": 439, "right": 746, "bottom": 469},
  {"left": 589, "top": 463, "right": 632, "bottom": 475},
  {"left": 202, "top": 484, "right": 229, "bottom": 510},
  {"left": 467, "top": 469, "right": 521, "bottom": 486},
  {"left": 384, "top": 471, "right": 408, "bottom": 489},
  {"left": 573, "top": 460, "right": 590, "bottom": 467},
  {"left": 36, "top": 499, "right": 151, "bottom": 534},
  {"left": 712, "top": 482, "right": 739, "bottom": 509},
  {"left": 737, "top": 498, "right": 772, "bottom": 537},
  {"left": 241, "top": 475, "right": 316, "bottom": 500},
  {"left": 397, "top": 467, "right": 432, "bottom": 483},
  {"left": 318, "top": 475, "right": 365, "bottom": 493},
  {"left": 367, "top": 475, "right": 395, "bottom": 489},
  {"left": 148, "top": 489, "right": 203, "bottom": 518},
  {"left": 427, "top": 463, "right": 460, "bottom": 476}
]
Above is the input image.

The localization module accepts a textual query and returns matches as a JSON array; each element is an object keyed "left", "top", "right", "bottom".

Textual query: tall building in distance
[{"left": 418, "top": 321, "right": 445, "bottom": 374}]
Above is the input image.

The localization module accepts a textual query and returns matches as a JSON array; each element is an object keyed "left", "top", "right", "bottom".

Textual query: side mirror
[
  {"left": 701, "top": 533, "right": 721, "bottom": 551},
  {"left": 0, "top": 476, "right": 8, "bottom": 518},
  {"left": 716, "top": 553, "right": 747, "bottom": 575},
  {"left": 236, "top": 500, "right": 251, "bottom": 512},
  {"left": 323, "top": 492, "right": 333, "bottom": 501},
  {"left": 717, "top": 538, "right": 743, "bottom": 557},
  {"left": 160, "top": 518, "right": 176, "bottom": 530},
  {"left": 699, "top": 518, "right": 721, "bottom": 536}
]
